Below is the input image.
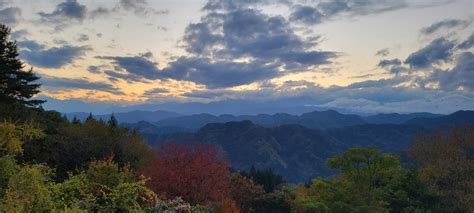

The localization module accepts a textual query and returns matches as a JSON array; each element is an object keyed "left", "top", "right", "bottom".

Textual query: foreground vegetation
[{"left": 1, "top": 24, "right": 473, "bottom": 212}]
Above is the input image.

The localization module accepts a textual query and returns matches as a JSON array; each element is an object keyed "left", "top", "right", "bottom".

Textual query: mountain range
[
  {"left": 64, "top": 109, "right": 474, "bottom": 182},
  {"left": 112, "top": 110, "right": 474, "bottom": 182}
]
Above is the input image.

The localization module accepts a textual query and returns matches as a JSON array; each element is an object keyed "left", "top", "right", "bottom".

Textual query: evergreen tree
[
  {"left": 85, "top": 113, "right": 95, "bottom": 123},
  {"left": 0, "top": 24, "right": 43, "bottom": 106},
  {"left": 71, "top": 116, "right": 80, "bottom": 124},
  {"left": 108, "top": 113, "right": 118, "bottom": 127}
]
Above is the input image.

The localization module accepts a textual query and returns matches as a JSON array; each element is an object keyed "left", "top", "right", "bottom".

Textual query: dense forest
[{"left": 1, "top": 23, "right": 474, "bottom": 212}]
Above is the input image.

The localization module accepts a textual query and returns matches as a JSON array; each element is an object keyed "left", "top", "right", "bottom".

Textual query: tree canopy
[{"left": 0, "top": 24, "right": 43, "bottom": 106}]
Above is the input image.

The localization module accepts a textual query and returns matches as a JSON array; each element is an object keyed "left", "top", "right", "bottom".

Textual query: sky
[{"left": 3, "top": 0, "right": 474, "bottom": 114}]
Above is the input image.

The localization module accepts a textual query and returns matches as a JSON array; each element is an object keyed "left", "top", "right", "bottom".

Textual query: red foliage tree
[{"left": 140, "top": 142, "right": 232, "bottom": 205}]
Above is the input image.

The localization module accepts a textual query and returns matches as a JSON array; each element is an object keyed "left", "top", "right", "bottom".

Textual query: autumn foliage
[{"left": 140, "top": 142, "right": 233, "bottom": 205}]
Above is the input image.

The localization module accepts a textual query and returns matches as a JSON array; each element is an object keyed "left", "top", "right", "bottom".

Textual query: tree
[
  {"left": 241, "top": 165, "right": 286, "bottom": 193},
  {"left": 51, "top": 157, "right": 157, "bottom": 211},
  {"left": 85, "top": 113, "right": 95, "bottom": 123},
  {"left": 108, "top": 113, "right": 118, "bottom": 127},
  {"left": 140, "top": 142, "right": 233, "bottom": 205},
  {"left": 71, "top": 116, "right": 80, "bottom": 124},
  {"left": 22, "top": 118, "right": 154, "bottom": 180},
  {"left": 2, "top": 164, "right": 54, "bottom": 211},
  {"left": 0, "top": 122, "right": 43, "bottom": 157},
  {"left": 410, "top": 126, "right": 474, "bottom": 212},
  {"left": 230, "top": 173, "right": 265, "bottom": 212},
  {"left": 0, "top": 24, "right": 43, "bottom": 106}
]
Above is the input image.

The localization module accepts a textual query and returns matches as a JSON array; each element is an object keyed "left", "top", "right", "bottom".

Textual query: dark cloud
[
  {"left": 98, "top": 55, "right": 281, "bottom": 88},
  {"left": 98, "top": 5, "right": 336, "bottom": 88},
  {"left": 434, "top": 52, "right": 474, "bottom": 91},
  {"left": 87, "top": 66, "right": 101, "bottom": 74},
  {"left": 378, "top": 58, "right": 401, "bottom": 67},
  {"left": 287, "top": 0, "right": 407, "bottom": 26},
  {"left": 289, "top": 5, "right": 324, "bottom": 24},
  {"left": 97, "top": 56, "right": 160, "bottom": 79},
  {"left": 118, "top": 0, "right": 168, "bottom": 17},
  {"left": 0, "top": 7, "right": 22, "bottom": 24},
  {"left": 404, "top": 38, "right": 455, "bottom": 69},
  {"left": 458, "top": 33, "right": 474, "bottom": 49},
  {"left": 375, "top": 48, "right": 390, "bottom": 56},
  {"left": 159, "top": 57, "right": 281, "bottom": 88},
  {"left": 185, "top": 8, "right": 336, "bottom": 65},
  {"left": 19, "top": 40, "right": 90, "bottom": 68},
  {"left": 140, "top": 51, "right": 153, "bottom": 58},
  {"left": 143, "top": 88, "right": 169, "bottom": 96},
  {"left": 38, "top": 0, "right": 87, "bottom": 21},
  {"left": 39, "top": 74, "right": 124, "bottom": 95},
  {"left": 203, "top": 0, "right": 291, "bottom": 11},
  {"left": 421, "top": 19, "right": 470, "bottom": 35},
  {"left": 377, "top": 58, "right": 407, "bottom": 74},
  {"left": 317, "top": 0, "right": 349, "bottom": 16},
  {"left": 103, "top": 70, "right": 147, "bottom": 83}
]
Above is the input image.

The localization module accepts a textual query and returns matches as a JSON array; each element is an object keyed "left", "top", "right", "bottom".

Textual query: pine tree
[
  {"left": 85, "top": 113, "right": 95, "bottom": 123},
  {"left": 108, "top": 113, "right": 118, "bottom": 127},
  {"left": 71, "top": 116, "right": 80, "bottom": 124},
  {"left": 0, "top": 24, "right": 44, "bottom": 106}
]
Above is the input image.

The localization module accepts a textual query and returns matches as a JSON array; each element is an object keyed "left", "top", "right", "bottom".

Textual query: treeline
[{"left": 1, "top": 23, "right": 473, "bottom": 212}]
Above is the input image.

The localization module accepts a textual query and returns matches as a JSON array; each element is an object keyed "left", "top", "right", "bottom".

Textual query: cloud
[
  {"left": 0, "top": 0, "right": 11, "bottom": 7},
  {"left": 431, "top": 52, "right": 474, "bottom": 91},
  {"left": 377, "top": 58, "right": 401, "bottom": 67},
  {"left": 89, "top": 7, "right": 110, "bottom": 18},
  {"left": 39, "top": 74, "right": 124, "bottom": 95},
  {"left": 313, "top": 94, "right": 474, "bottom": 114},
  {"left": 10, "top": 29, "right": 29, "bottom": 40},
  {"left": 118, "top": 0, "right": 168, "bottom": 17},
  {"left": 160, "top": 57, "right": 282, "bottom": 88},
  {"left": 17, "top": 40, "right": 45, "bottom": 51},
  {"left": 87, "top": 66, "right": 101, "bottom": 74},
  {"left": 458, "top": 33, "right": 474, "bottom": 49},
  {"left": 19, "top": 40, "right": 90, "bottom": 68},
  {"left": 289, "top": 5, "right": 324, "bottom": 24},
  {"left": 97, "top": 56, "right": 160, "bottom": 79},
  {"left": 421, "top": 19, "right": 470, "bottom": 35},
  {"left": 0, "top": 7, "right": 22, "bottom": 24},
  {"left": 143, "top": 88, "right": 169, "bottom": 96},
  {"left": 103, "top": 70, "right": 147, "bottom": 83},
  {"left": 377, "top": 58, "right": 407, "bottom": 74},
  {"left": 98, "top": 55, "right": 282, "bottom": 88},
  {"left": 375, "top": 48, "right": 390, "bottom": 56},
  {"left": 184, "top": 8, "right": 336, "bottom": 65},
  {"left": 318, "top": 0, "right": 350, "bottom": 16},
  {"left": 38, "top": 0, "right": 87, "bottom": 21},
  {"left": 202, "top": 0, "right": 291, "bottom": 11},
  {"left": 404, "top": 38, "right": 455, "bottom": 69},
  {"left": 286, "top": 0, "right": 408, "bottom": 26},
  {"left": 76, "top": 34, "right": 89, "bottom": 42},
  {"left": 98, "top": 5, "right": 336, "bottom": 88}
]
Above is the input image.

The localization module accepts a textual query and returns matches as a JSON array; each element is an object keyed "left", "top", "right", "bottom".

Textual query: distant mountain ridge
[
  {"left": 152, "top": 110, "right": 367, "bottom": 130},
  {"left": 364, "top": 112, "right": 441, "bottom": 124},
  {"left": 132, "top": 110, "right": 474, "bottom": 182}
]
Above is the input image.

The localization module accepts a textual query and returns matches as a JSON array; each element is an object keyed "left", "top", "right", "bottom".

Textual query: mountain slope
[{"left": 157, "top": 121, "right": 421, "bottom": 182}]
